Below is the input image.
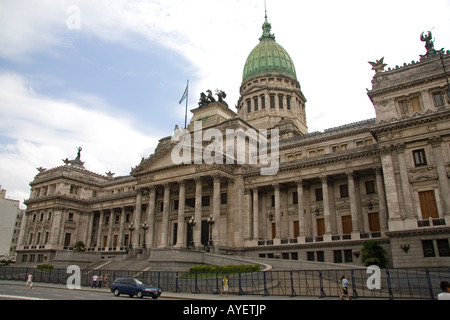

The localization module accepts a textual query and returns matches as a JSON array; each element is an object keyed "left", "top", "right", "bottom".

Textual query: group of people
[{"left": 91, "top": 274, "right": 108, "bottom": 288}]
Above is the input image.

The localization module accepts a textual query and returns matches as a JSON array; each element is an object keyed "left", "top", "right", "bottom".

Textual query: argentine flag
[{"left": 179, "top": 81, "right": 189, "bottom": 104}]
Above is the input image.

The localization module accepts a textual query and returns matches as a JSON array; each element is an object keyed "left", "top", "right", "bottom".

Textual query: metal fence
[{"left": 1, "top": 266, "right": 449, "bottom": 299}]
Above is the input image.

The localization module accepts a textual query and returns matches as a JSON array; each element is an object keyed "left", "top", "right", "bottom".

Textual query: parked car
[{"left": 110, "top": 277, "right": 162, "bottom": 299}]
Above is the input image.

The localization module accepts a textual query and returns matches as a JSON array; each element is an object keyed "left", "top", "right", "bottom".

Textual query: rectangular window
[
  {"left": 344, "top": 250, "right": 353, "bottom": 263},
  {"left": 254, "top": 97, "right": 258, "bottom": 111},
  {"left": 292, "top": 191, "right": 298, "bottom": 204},
  {"left": 278, "top": 95, "right": 283, "bottom": 109},
  {"left": 221, "top": 193, "right": 227, "bottom": 205},
  {"left": 315, "top": 188, "right": 323, "bottom": 201},
  {"left": 413, "top": 149, "right": 427, "bottom": 167},
  {"left": 287, "top": 96, "right": 291, "bottom": 110},
  {"left": 247, "top": 99, "right": 251, "bottom": 113},
  {"left": 399, "top": 100, "right": 408, "bottom": 114},
  {"left": 202, "top": 195, "right": 210, "bottom": 207},
  {"left": 333, "top": 250, "right": 343, "bottom": 263},
  {"left": 422, "top": 240, "right": 435, "bottom": 257},
  {"left": 270, "top": 95, "right": 275, "bottom": 108},
  {"left": 339, "top": 184, "right": 349, "bottom": 198},
  {"left": 316, "top": 251, "right": 325, "bottom": 262},
  {"left": 411, "top": 97, "right": 421, "bottom": 112},
  {"left": 261, "top": 95, "right": 265, "bottom": 109},
  {"left": 365, "top": 180, "right": 376, "bottom": 194},
  {"left": 437, "top": 239, "right": 450, "bottom": 257},
  {"left": 341, "top": 215, "right": 352, "bottom": 235},
  {"left": 433, "top": 93, "right": 443, "bottom": 107}
]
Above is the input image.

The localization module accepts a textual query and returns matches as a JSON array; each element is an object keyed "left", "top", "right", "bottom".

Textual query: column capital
[
  {"left": 395, "top": 143, "right": 406, "bottom": 154},
  {"left": 380, "top": 145, "right": 393, "bottom": 156},
  {"left": 345, "top": 171, "right": 356, "bottom": 179},
  {"left": 212, "top": 174, "right": 222, "bottom": 182},
  {"left": 320, "top": 175, "right": 329, "bottom": 183},
  {"left": 429, "top": 136, "right": 443, "bottom": 147},
  {"left": 295, "top": 179, "right": 304, "bottom": 187},
  {"left": 194, "top": 176, "right": 203, "bottom": 184},
  {"left": 272, "top": 183, "right": 280, "bottom": 190},
  {"left": 375, "top": 167, "right": 383, "bottom": 175}
]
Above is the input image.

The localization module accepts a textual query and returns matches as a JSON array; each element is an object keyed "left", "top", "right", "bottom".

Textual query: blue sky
[{"left": 1, "top": 0, "right": 450, "bottom": 206}]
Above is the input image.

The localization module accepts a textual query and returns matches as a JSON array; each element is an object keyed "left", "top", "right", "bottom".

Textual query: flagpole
[{"left": 184, "top": 79, "right": 189, "bottom": 129}]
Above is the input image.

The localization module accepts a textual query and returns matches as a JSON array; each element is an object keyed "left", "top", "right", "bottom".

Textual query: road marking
[{"left": 0, "top": 294, "right": 48, "bottom": 300}]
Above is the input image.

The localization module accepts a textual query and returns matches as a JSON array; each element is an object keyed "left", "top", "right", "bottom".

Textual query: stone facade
[{"left": 16, "top": 21, "right": 450, "bottom": 268}]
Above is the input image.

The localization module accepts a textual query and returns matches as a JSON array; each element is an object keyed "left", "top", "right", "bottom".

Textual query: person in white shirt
[
  {"left": 437, "top": 281, "right": 450, "bottom": 300},
  {"left": 92, "top": 274, "right": 98, "bottom": 288},
  {"left": 25, "top": 272, "right": 33, "bottom": 290}
]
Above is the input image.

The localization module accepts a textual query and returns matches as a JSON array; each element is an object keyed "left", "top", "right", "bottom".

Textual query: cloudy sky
[{"left": 1, "top": 0, "right": 449, "bottom": 207}]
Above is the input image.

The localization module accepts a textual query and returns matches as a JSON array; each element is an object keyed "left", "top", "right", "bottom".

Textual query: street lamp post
[
  {"left": 188, "top": 216, "right": 196, "bottom": 248},
  {"left": 141, "top": 222, "right": 149, "bottom": 249},
  {"left": 207, "top": 214, "right": 214, "bottom": 252},
  {"left": 128, "top": 222, "right": 135, "bottom": 249}
]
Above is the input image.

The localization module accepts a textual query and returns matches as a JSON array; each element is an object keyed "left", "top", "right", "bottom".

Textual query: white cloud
[{"left": 0, "top": 73, "right": 158, "bottom": 205}]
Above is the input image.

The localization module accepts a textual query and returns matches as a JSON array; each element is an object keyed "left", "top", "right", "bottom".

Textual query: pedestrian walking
[
  {"left": 98, "top": 274, "right": 103, "bottom": 288},
  {"left": 92, "top": 274, "right": 98, "bottom": 288},
  {"left": 339, "top": 275, "right": 350, "bottom": 300},
  {"left": 25, "top": 272, "right": 33, "bottom": 290},
  {"left": 104, "top": 274, "right": 108, "bottom": 288},
  {"left": 220, "top": 275, "right": 229, "bottom": 296}
]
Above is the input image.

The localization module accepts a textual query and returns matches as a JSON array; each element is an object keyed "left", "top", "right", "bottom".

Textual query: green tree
[
  {"left": 73, "top": 241, "right": 86, "bottom": 252},
  {"left": 361, "top": 240, "right": 388, "bottom": 268}
]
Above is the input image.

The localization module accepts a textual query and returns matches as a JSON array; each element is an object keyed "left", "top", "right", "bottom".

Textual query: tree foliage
[{"left": 361, "top": 240, "right": 388, "bottom": 268}]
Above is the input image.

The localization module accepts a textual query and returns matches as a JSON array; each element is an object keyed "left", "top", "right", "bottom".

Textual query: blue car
[{"left": 110, "top": 277, "right": 162, "bottom": 299}]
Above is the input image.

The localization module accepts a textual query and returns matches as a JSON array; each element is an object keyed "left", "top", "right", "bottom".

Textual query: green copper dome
[{"left": 242, "top": 18, "right": 297, "bottom": 83}]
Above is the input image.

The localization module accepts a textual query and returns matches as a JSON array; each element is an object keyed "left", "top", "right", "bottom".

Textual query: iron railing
[{"left": 1, "top": 266, "right": 448, "bottom": 299}]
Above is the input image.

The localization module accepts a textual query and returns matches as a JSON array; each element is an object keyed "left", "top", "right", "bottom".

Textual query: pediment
[
  {"left": 131, "top": 144, "right": 178, "bottom": 176},
  {"left": 409, "top": 172, "right": 438, "bottom": 183}
]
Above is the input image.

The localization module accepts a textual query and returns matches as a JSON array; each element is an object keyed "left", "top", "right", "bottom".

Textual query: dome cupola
[
  {"left": 238, "top": 14, "right": 308, "bottom": 136},
  {"left": 242, "top": 16, "right": 297, "bottom": 83}
]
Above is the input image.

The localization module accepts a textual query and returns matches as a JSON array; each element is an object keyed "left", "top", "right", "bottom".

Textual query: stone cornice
[
  {"left": 244, "top": 238, "right": 390, "bottom": 252},
  {"left": 279, "top": 119, "right": 376, "bottom": 151},
  {"left": 244, "top": 144, "right": 379, "bottom": 178},
  {"left": 370, "top": 107, "right": 450, "bottom": 136},
  {"left": 385, "top": 227, "right": 450, "bottom": 238}
]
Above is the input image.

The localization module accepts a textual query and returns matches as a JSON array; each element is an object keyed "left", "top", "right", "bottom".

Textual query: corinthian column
[
  {"left": 175, "top": 181, "right": 186, "bottom": 248},
  {"left": 194, "top": 177, "right": 202, "bottom": 248},
  {"left": 296, "top": 180, "right": 305, "bottom": 242},
  {"left": 160, "top": 183, "right": 171, "bottom": 247},
  {"left": 132, "top": 189, "right": 142, "bottom": 246},
  {"left": 212, "top": 175, "right": 221, "bottom": 246}
]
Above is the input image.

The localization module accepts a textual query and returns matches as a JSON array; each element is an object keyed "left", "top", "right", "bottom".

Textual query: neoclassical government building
[{"left": 17, "top": 17, "right": 450, "bottom": 268}]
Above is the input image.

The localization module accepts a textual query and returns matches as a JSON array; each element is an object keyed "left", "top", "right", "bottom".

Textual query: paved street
[{"left": 0, "top": 280, "right": 330, "bottom": 301}]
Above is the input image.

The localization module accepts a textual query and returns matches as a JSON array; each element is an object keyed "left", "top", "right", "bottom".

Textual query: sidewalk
[{"left": 0, "top": 280, "right": 336, "bottom": 300}]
